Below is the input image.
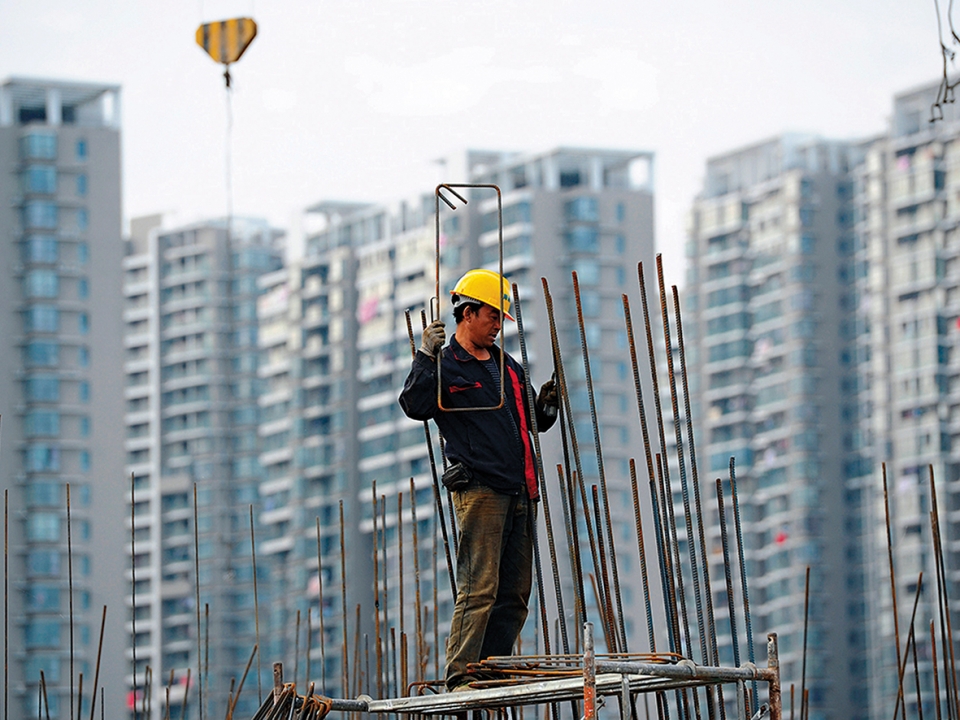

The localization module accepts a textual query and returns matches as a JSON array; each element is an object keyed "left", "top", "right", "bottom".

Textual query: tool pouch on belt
[{"left": 441, "top": 462, "right": 472, "bottom": 491}]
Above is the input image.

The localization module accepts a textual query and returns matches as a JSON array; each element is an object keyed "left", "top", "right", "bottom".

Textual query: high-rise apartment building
[
  {"left": 0, "top": 77, "right": 126, "bottom": 718},
  {"left": 123, "top": 217, "right": 283, "bottom": 719},
  {"left": 251, "top": 148, "right": 657, "bottom": 697},
  {"left": 856, "top": 81, "right": 960, "bottom": 720},
  {"left": 685, "top": 136, "right": 864, "bottom": 720}
]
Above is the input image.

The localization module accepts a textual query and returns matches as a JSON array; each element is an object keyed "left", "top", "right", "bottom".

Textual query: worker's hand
[
  {"left": 420, "top": 320, "right": 446, "bottom": 358},
  {"left": 537, "top": 378, "right": 559, "bottom": 413}
]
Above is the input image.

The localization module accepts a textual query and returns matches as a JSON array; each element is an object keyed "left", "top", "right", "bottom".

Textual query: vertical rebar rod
[
  {"left": 400, "top": 633, "right": 408, "bottom": 698},
  {"left": 294, "top": 610, "right": 301, "bottom": 693},
  {"left": 397, "top": 491, "right": 406, "bottom": 687},
  {"left": 893, "top": 574, "right": 925, "bottom": 720},
  {"left": 67, "top": 484, "right": 74, "bottom": 720},
  {"left": 432, "top": 532, "right": 439, "bottom": 682},
  {"left": 715, "top": 479, "right": 741, "bottom": 668},
  {"left": 203, "top": 603, "right": 209, "bottom": 720},
  {"left": 629, "top": 458, "right": 657, "bottom": 653},
  {"left": 193, "top": 485, "right": 204, "bottom": 720},
  {"left": 371, "top": 483, "right": 383, "bottom": 698},
  {"left": 542, "top": 279, "right": 588, "bottom": 631},
  {"left": 572, "top": 272, "right": 627, "bottom": 652},
  {"left": 650, "top": 459, "right": 680, "bottom": 656},
  {"left": 353, "top": 604, "right": 362, "bottom": 697},
  {"left": 672, "top": 286, "right": 720, "bottom": 667},
  {"left": 913, "top": 622, "right": 924, "bottom": 720},
  {"left": 929, "top": 465, "right": 960, "bottom": 718},
  {"left": 389, "top": 627, "right": 398, "bottom": 700},
  {"left": 799, "top": 568, "right": 809, "bottom": 720},
  {"left": 656, "top": 260, "right": 708, "bottom": 672},
  {"left": 305, "top": 601, "right": 312, "bottom": 688},
  {"left": 87, "top": 606, "right": 106, "bottom": 720},
  {"left": 932, "top": 510, "right": 954, "bottom": 720},
  {"left": 250, "top": 505, "right": 263, "bottom": 704},
  {"left": 584, "top": 623, "right": 596, "bottom": 720},
  {"left": 339, "top": 500, "right": 349, "bottom": 697},
  {"left": 575, "top": 470, "right": 612, "bottom": 651},
  {"left": 315, "top": 518, "right": 327, "bottom": 690},
  {"left": 729, "top": 462, "right": 756, "bottom": 703},
  {"left": 380, "top": 498, "right": 391, "bottom": 697},
  {"left": 590, "top": 485, "right": 617, "bottom": 651},
  {"left": 404, "top": 310, "right": 456, "bottom": 596},
  {"left": 410, "top": 478, "right": 424, "bottom": 684},
  {"left": 181, "top": 668, "right": 191, "bottom": 720},
  {"left": 932, "top": 621, "right": 942, "bottom": 720},
  {"left": 882, "top": 464, "right": 905, "bottom": 720},
  {"left": 40, "top": 670, "right": 50, "bottom": 720},
  {"left": 76, "top": 673, "right": 83, "bottom": 720},
  {"left": 512, "top": 282, "right": 563, "bottom": 657}
]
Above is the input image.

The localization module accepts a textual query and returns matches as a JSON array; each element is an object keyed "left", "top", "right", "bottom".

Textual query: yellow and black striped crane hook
[{"left": 195, "top": 17, "right": 258, "bottom": 87}]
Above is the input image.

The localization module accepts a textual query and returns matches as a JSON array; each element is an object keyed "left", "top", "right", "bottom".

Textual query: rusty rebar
[
  {"left": 932, "top": 620, "right": 942, "bottom": 720},
  {"left": 294, "top": 609, "right": 301, "bottom": 693},
  {"left": 628, "top": 458, "right": 656, "bottom": 652},
  {"left": 250, "top": 504, "right": 263, "bottom": 704},
  {"left": 573, "top": 271, "right": 628, "bottom": 653},
  {"left": 339, "top": 500, "right": 349, "bottom": 696},
  {"left": 882, "top": 464, "right": 905, "bottom": 720},
  {"left": 404, "top": 310, "right": 456, "bottom": 597},
  {"left": 67, "top": 483, "right": 74, "bottom": 720},
  {"left": 729, "top": 461, "right": 756, "bottom": 706},
  {"left": 930, "top": 465, "right": 959, "bottom": 718},
  {"left": 410, "top": 478, "right": 424, "bottom": 684},
  {"left": 893, "top": 574, "right": 925, "bottom": 720},
  {"left": 129, "top": 474, "right": 138, "bottom": 720},
  {"left": 370, "top": 483, "right": 383, "bottom": 698},
  {"left": 800, "top": 568, "right": 809, "bottom": 720},
  {"left": 88, "top": 605, "right": 106, "bottom": 720},
  {"left": 397, "top": 490, "right": 406, "bottom": 685},
  {"left": 715, "top": 479, "right": 740, "bottom": 669},
  {"left": 40, "top": 669, "right": 50, "bottom": 720},
  {"left": 315, "top": 517, "right": 328, "bottom": 690}
]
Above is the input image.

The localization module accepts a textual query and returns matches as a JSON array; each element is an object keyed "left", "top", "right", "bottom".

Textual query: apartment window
[
  {"left": 566, "top": 227, "right": 599, "bottom": 253},
  {"left": 25, "top": 376, "right": 59, "bottom": 401},
  {"left": 25, "top": 444, "right": 60, "bottom": 471},
  {"left": 79, "top": 417, "right": 90, "bottom": 437},
  {"left": 23, "top": 166, "right": 56, "bottom": 194},
  {"left": 78, "top": 278, "right": 89, "bottom": 299},
  {"left": 77, "top": 208, "right": 88, "bottom": 231},
  {"left": 77, "top": 242, "right": 88, "bottom": 265},
  {"left": 79, "top": 451, "right": 90, "bottom": 472},
  {"left": 572, "top": 259, "right": 601, "bottom": 285},
  {"left": 78, "top": 346, "right": 89, "bottom": 367},
  {"left": 565, "top": 196, "right": 599, "bottom": 222},
  {"left": 24, "top": 270, "right": 59, "bottom": 298},
  {"left": 76, "top": 174, "right": 87, "bottom": 196},
  {"left": 25, "top": 341, "right": 59, "bottom": 367},
  {"left": 20, "top": 133, "right": 57, "bottom": 160},
  {"left": 24, "top": 620, "right": 61, "bottom": 648},
  {"left": 78, "top": 312, "right": 89, "bottom": 334},
  {"left": 24, "top": 410, "right": 60, "bottom": 437},
  {"left": 27, "top": 513, "right": 60, "bottom": 542},
  {"left": 23, "top": 201, "right": 58, "bottom": 229},
  {"left": 25, "top": 305, "right": 59, "bottom": 332},
  {"left": 76, "top": 139, "right": 87, "bottom": 160},
  {"left": 23, "top": 236, "right": 58, "bottom": 263},
  {"left": 26, "top": 549, "right": 60, "bottom": 577},
  {"left": 615, "top": 234, "right": 626, "bottom": 254},
  {"left": 616, "top": 202, "right": 626, "bottom": 223}
]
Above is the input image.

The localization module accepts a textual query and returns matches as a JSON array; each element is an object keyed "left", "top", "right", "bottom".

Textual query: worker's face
[{"left": 464, "top": 304, "right": 502, "bottom": 348}]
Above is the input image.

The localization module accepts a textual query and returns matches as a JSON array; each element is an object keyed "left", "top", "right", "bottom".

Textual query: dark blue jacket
[{"left": 399, "top": 335, "right": 556, "bottom": 498}]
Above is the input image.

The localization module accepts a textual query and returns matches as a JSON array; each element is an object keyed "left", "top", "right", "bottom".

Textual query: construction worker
[{"left": 399, "top": 268, "right": 559, "bottom": 692}]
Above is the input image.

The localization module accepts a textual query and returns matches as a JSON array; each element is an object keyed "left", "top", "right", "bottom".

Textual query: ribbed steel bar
[
  {"left": 572, "top": 271, "right": 628, "bottom": 653},
  {"left": 932, "top": 509, "right": 954, "bottom": 720},
  {"left": 671, "top": 287, "right": 720, "bottom": 671},
  {"left": 656, "top": 260, "right": 708, "bottom": 677},
  {"left": 339, "top": 500, "right": 349, "bottom": 696},
  {"left": 882, "top": 464, "right": 905, "bottom": 720},
  {"left": 88, "top": 606, "right": 106, "bottom": 720},
  {"left": 574, "top": 469, "right": 613, "bottom": 651},
  {"left": 380, "top": 499, "right": 393, "bottom": 699},
  {"left": 728, "top": 462, "right": 756, "bottom": 706},
  {"left": 67, "top": 484, "right": 74, "bottom": 720},
  {"left": 652, "top": 456, "right": 681, "bottom": 658},
  {"left": 370, "top": 483, "right": 383, "bottom": 697},
  {"left": 799, "top": 568, "right": 809, "bottom": 720},
  {"left": 637, "top": 264, "right": 684, "bottom": 660},
  {"left": 181, "top": 668, "right": 191, "bottom": 720},
  {"left": 715, "top": 480, "right": 741, "bottom": 669},
  {"left": 315, "top": 518, "right": 328, "bottom": 690},
  {"left": 892, "top": 574, "right": 925, "bottom": 720},
  {"left": 396, "top": 491, "right": 406, "bottom": 689},
  {"left": 542, "top": 278, "right": 588, "bottom": 632},
  {"left": 409, "top": 478, "right": 424, "bottom": 684},
  {"left": 584, "top": 624, "right": 596, "bottom": 720},
  {"left": 929, "top": 465, "right": 960, "bottom": 719},
  {"left": 512, "top": 282, "right": 567, "bottom": 658},
  {"left": 629, "top": 459, "right": 657, "bottom": 654},
  {"left": 590, "top": 485, "right": 618, "bottom": 651},
  {"left": 404, "top": 310, "right": 456, "bottom": 597},
  {"left": 250, "top": 505, "right": 263, "bottom": 705},
  {"left": 931, "top": 621, "right": 942, "bottom": 720},
  {"left": 40, "top": 670, "right": 50, "bottom": 720},
  {"left": 294, "top": 609, "right": 302, "bottom": 693}
]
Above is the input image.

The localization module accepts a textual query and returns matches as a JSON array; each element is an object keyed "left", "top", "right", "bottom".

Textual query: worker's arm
[{"left": 399, "top": 322, "right": 446, "bottom": 421}]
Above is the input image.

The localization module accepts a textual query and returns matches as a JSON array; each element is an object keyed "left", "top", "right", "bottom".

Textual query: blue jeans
[{"left": 445, "top": 482, "right": 534, "bottom": 689}]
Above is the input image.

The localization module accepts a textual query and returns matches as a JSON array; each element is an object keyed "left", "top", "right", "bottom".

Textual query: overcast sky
[{"left": 0, "top": 0, "right": 944, "bottom": 280}]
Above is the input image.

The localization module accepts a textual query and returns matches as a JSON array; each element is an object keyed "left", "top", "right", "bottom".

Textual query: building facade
[
  {"left": 0, "top": 77, "right": 127, "bottom": 718},
  {"left": 123, "top": 217, "right": 283, "bottom": 719},
  {"left": 685, "top": 136, "right": 865, "bottom": 719}
]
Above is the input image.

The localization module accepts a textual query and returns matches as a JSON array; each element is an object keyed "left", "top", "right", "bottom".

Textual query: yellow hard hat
[{"left": 450, "top": 269, "right": 514, "bottom": 321}]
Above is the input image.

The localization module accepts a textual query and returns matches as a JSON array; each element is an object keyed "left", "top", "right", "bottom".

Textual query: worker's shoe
[{"left": 450, "top": 676, "right": 479, "bottom": 692}]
